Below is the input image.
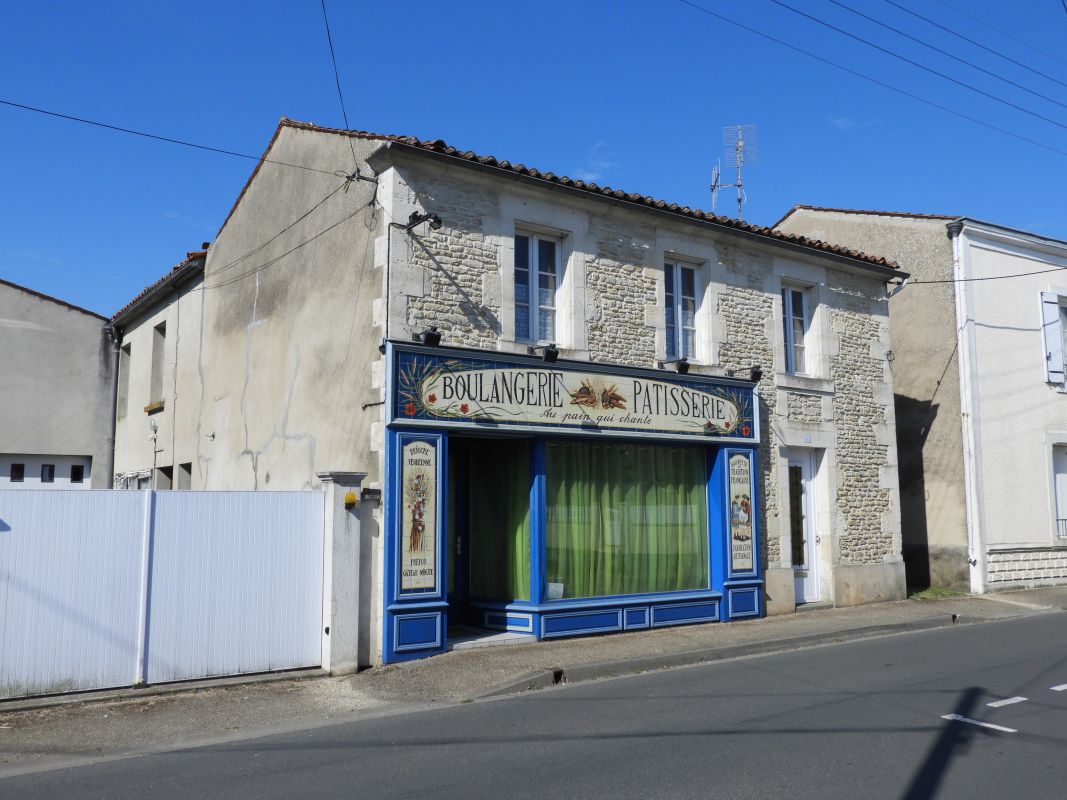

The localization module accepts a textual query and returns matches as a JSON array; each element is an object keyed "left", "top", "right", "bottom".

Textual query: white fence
[{"left": 0, "top": 489, "right": 325, "bottom": 699}]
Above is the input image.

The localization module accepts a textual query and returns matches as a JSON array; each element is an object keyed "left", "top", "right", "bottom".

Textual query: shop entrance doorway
[
  {"left": 787, "top": 450, "right": 821, "bottom": 604},
  {"left": 447, "top": 437, "right": 533, "bottom": 632}
]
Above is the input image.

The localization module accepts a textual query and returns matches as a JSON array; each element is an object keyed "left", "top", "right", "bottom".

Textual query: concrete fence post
[{"left": 317, "top": 471, "right": 367, "bottom": 675}]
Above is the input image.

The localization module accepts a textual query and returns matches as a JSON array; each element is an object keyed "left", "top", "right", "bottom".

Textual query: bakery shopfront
[{"left": 382, "top": 341, "right": 762, "bottom": 663}]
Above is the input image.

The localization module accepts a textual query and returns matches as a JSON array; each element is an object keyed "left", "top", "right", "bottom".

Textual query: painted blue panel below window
[
  {"left": 651, "top": 601, "right": 719, "bottom": 627},
  {"left": 395, "top": 613, "right": 442, "bottom": 651},
  {"left": 728, "top": 587, "right": 759, "bottom": 617},
  {"left": 624, "top": 607, "right": 650, "bottom": 629},
  {"left": 542, "top": 609, "right": 622, "bottom": 638},
  {"left": 507, "top": 614, "right": 534, "bottom": 632}
]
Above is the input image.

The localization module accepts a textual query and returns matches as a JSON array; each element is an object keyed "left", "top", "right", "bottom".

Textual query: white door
[{"left": 788, "top": 452, "right": 820, "bottom": 603}]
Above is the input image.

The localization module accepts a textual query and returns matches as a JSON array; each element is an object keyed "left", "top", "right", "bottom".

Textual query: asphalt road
[{"left": 4, "top": 612, "right": 1067, "bottom": 800}]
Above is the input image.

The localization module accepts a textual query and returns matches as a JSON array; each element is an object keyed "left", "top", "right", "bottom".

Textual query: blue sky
[{"left": 4, "top": 0, "right": 1067, "bottom": 315}]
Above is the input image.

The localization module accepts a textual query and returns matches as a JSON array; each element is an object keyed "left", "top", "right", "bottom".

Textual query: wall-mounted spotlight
[
  {"left": 658, "top": 357, "right": 690, "bottom": 375},
  {"left": 528, "top": 342, "right": 560, "bottom": 363},
  {"left": 749, "top": 364, "right": 763, "bottom": 383},
  {"left": 421, "top": 326, "right": 442, "bottom": 347},
  {"left": 405, "top": 211, "right": 443, "bottom": 232}
]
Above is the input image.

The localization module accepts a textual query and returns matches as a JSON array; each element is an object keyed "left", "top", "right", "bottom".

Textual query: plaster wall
[
  {"left": 193, "top": 127, "right": 384, "bottom": 492},
  {"left": 0, "top": 282, "right": 112, "bottom": 488},
  {"left": 112, "top": 274, "right": 204, "bottom": 486},
  {"left": 776, "top": 210, "right": 968, "bottom": 589},
  {"left": 378, "top": 155, "right": 903, "bottom": 606},
  {"left": 965, "top": 236, "right": 1067, "bottom": 550}
]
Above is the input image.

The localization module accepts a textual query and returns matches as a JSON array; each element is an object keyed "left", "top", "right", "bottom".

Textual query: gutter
[
  {"left": 367, "top": 142, "right": 909, "bottom": 283},
  {"left": 948, "top": 219, "right": 986, "bottom": 593},
  {"left": 111, "top": 254, "right": 205, "bottom": 328},
  {"left": 104, "top": 323, "right": 121, "bottom": 489}
]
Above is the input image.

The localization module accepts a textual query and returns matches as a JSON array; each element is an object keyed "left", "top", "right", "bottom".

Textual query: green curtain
[
  {"left": 545, "top": 442, "right": 708, "bottom": 599},
  {"left": 468, "top": 440, "right": 531, "bottom": 601}
]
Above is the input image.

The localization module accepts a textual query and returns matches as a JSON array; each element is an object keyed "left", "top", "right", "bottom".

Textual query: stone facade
[
  {"left": 378, "top": 146, "right": 904, "bottom": 608},
  {"left": 830, "top": 308, "right": 893, "bottom": 563}
]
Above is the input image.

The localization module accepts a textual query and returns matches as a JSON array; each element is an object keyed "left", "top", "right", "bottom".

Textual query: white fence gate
[{"left": 0, "top": 489, "right": 325, "bottom": 699}]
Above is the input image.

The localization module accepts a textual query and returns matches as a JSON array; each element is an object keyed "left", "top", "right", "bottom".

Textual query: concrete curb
[
  {"left": 0, "top": 668, "right": 327, "bottom": 714},
  {"left": 476, "top": 613, "right": 980, "bottom": 699},
  {"left": 474, "top": 668, "right": 565, "bottom": 699}
]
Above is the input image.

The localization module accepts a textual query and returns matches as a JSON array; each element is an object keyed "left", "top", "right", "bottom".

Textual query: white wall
[
  {"left": 0, "top": 454, "right": 93, "bottom": 489},
  {"left": 965, "top": 229, "right": 1067, "bottom": 548}
]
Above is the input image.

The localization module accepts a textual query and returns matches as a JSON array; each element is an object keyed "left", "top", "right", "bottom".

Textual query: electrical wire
[
  {"left": 829, "top": 0, "right": 1067, "bottom": 113},
  {"left": 199, "top": 181, "right": 393, "bottom": 291},
  {"left": 319, "top": 0, "right": 359, "bottom": 168},
  {"left": 890, "top": 1, "right": 1067, "bottom": 90},
  {"left": 672, "top": 0, "right": 1067, "bottom": 159},
  {"left": 202, "top": 180, "right": 350, "bottom": 282},
  {"left": 200, "top": 207, "right": 365, "bottom": 290},
  {"left": 0, "top": 98, "right": 339, "bottom": 176},
  {"left": 767, "top": 0, "right": 1067, "bottom": 134},
  {"left": 934, "top": 0, "right": 1067, "bottom": 70},
  {"left": 908, "top": 266, "right": 1067, "bottom": 285}
]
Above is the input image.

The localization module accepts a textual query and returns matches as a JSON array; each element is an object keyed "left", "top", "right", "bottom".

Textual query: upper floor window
[
  {"left": 71, "top": 464, "right": 85, "bottom": 484},
  {"left": 41, "top": 464, "right": 55, "bottom": 483},
  {"left": 781, "top": 286, "right": 809, "bottom": 374},
  {"left": 1041, "top": 291, "right": 1067, "bottom": 385},
  {"left": 10, "top": 463, "right": 24, "bottom": 483},
  {"left": 117, "top": 343, "right": 131, "bottom": 420},
  {"left": 515, "top": 233, "right": 561, "bottom": 343},
  {"left": 150, "top": 322, "right": 166, "bottom": 405},
  {"left": 665, "top": 261, "right": 697, "bottom": 360}
]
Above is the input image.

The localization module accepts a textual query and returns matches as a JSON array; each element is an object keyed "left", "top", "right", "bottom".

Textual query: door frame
[{"left": 787, "top": 449, "right": 820, "bottom": 604}]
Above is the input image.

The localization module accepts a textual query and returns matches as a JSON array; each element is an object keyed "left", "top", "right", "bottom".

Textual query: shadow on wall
[{"left": 895, "top": 393, "right": 936, "bottom": 590}]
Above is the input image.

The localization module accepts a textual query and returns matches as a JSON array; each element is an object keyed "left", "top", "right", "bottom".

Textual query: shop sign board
[
  {"left": 391, "top": 346, "right": 756, "bottom": 443},
  {"left": 399, "top": 439, "right": 438, "bottom": 592},
  {"left": 728, "top": 451, "right": 754, "bottom": 573}
]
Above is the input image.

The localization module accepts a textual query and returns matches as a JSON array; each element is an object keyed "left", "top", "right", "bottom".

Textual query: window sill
[
  {"left": 144, "top": 400, "right": 165, "bottom": 415},
  {"left": 775, "top": 373, "right": 835, "bottom": 394}
]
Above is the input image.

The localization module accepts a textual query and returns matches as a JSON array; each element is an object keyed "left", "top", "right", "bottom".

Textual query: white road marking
[
  {"left": 1051, "top": 684, "right": 1067, "bottom": 692},
  {"left": 987, "top": 696, "right": 1028, "bottom": 707},
  {"left": 941, "top": 714, "right": 1017, "bottom": 733}
]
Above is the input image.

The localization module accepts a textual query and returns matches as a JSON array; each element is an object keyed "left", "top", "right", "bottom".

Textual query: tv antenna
[{"left": 711, "top": 124, "right": 758, "bottom": 220}]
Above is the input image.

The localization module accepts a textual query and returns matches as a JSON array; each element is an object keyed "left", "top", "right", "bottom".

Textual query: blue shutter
[{"left": 1041, "top": 291, "right": 1064, "bottom": 383}]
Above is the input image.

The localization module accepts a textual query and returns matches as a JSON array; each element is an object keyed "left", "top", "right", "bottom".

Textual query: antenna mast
[{"left": 711, "top": 124, "right": 758, "bottom": 220}]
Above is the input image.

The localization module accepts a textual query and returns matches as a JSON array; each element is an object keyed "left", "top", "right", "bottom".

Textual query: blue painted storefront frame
[{"left": 382, "top": 342, "right": 763, "bottom": 664}]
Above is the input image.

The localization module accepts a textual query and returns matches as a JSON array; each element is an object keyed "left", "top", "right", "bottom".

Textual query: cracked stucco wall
[{"left": 192, "top": 127, "right": 385, "bottom": 491}]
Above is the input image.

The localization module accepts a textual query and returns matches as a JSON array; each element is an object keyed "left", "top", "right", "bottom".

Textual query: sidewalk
[{"left": 3, "top": 587, "right": 1066, "bottom": 778}]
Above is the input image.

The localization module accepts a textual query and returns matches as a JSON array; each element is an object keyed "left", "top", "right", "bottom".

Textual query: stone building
[
  {"left": 0, "top": 278, "right": 113, "bottom": 489},
  {"left": 777, "top": 206, "right": 1067, "bottom": 594},
  {"left": 112, "top": 120, "right": 907, "bottom": 664}
]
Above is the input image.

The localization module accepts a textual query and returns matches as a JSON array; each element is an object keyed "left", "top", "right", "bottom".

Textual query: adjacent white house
[
  {"left": 0, "top": 278, "right": 114, "bottom": 489},
  {"left": 777, "top": 207, "right": 1067, "bottom": 593}
]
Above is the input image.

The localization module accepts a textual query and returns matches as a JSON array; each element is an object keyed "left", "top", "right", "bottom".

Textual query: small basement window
[
  {"left": 10, "top": 463, "right": 25, "bottom": 482},
  {"left": 41, "top": 464, "right": 55, "bottom": 483},
  {"left": 71, "top": 464, "right": 84, "bottom": 484}
]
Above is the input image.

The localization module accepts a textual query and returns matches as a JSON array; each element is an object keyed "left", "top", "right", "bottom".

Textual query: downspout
[
  {"left": 948, "top": 220, "right": 986, "bottom": 593},
  {"left": 105, "top": 323, "right": 121, "bottom": 489}
]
